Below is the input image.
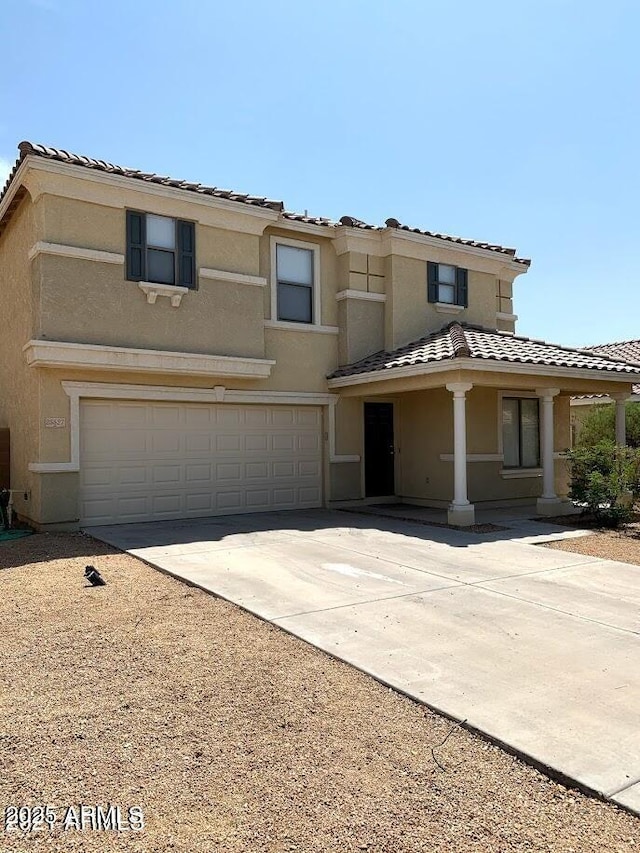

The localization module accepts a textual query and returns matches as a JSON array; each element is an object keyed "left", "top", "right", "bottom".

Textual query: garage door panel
[
  {"left": 80, "top": 400, "right": 323, "bottom": 525},
  {"left": 119, "top": 466, "right": 147, "bottom": 485},
  {"left": 216, "top": 434, "right": 241, "bottom": 452},
  {"left": 186, "top": 463, "right": 212, "bottom": 482},
  {"left": 151, "top": 433, "right": 182, "bottom": 453}
]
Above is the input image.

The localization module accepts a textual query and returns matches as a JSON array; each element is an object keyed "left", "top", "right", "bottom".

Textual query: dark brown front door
[{"left": 364, "top": 402, "right": 395, "bottom": 497}]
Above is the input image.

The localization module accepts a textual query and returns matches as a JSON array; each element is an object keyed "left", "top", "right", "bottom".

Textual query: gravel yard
[
  {"left": 1, "top": 534, "right": 639, "bottom": 852},
  {"left": 543, "top": 516, "right": 640, "bottom": 567}
]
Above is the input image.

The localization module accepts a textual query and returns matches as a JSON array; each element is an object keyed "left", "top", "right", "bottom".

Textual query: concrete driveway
[{"left": 87, "top": 509, "right": 640, "bottom": 815}]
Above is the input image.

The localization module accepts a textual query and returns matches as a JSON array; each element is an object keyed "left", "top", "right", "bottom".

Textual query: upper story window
[
  {"left": 126, "top": 211, "right": 196, "bottom": 289},
  {"left": 271, "top": 237, "right": 320, "bottom": 325},
  {"left": 502, "top": 397, "right": 540, "bottom": 468},
  {"left": 427, "top": 262, "right": 468, "bottom": 307}
]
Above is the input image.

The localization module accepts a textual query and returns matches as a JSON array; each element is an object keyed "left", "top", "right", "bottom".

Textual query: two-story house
[{"left": 1, "top": 141, "right": 639, "bottom": 530}]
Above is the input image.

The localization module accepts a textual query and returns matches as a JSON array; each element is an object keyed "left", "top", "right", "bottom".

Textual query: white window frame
[{"left": 270, "top": 236, "right": 321, "bottom": 327}]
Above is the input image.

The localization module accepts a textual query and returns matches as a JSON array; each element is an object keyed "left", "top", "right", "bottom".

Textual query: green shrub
[
  {"left": 576, "top": 401, "right": 640, "bottom": 448},
  {"left": 566, "top": 442, "right": 640, "bottom": 527}
]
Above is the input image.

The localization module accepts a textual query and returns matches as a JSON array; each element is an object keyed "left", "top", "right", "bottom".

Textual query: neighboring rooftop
[
  {"left": 583, "top": 339, "right": 640, "bottom": 365},
  {"left": 0, "top": 141, "right": 529, "bottom": 264},
  {"left": 329, "top": 323, "right": 640, "bottom": 381},
  {"left": 577, "top": 339, "right": 640, "bottom": 398}
]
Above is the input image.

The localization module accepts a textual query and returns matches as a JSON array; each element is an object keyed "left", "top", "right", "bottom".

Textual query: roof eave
[
  {"left": 15, "top": 155, "right": 284, "bottom": 224},
  {"left": 327, "top": 357, "right": 640, "bottom": 389}
]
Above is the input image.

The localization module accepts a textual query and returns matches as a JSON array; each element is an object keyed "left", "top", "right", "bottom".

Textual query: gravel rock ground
[
  {"left": 543, "top": 518, "right": 640, "bottom": 566},
  {"left": 1, "top": 533, "right": 638, "bottom": 852}
]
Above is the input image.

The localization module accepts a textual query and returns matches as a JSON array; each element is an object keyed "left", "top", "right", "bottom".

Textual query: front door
[{"left": 364, "top": 402, "right": 395, "bottom": 497}]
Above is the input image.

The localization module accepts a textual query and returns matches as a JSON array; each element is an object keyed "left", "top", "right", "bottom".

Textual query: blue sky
[{"left": 1, "top": 0, "right": 638, "bottom": 347}]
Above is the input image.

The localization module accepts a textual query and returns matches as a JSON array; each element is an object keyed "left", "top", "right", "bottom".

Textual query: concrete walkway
[{"left": 87, "top": 509, "right": 640, "bottom": 815}]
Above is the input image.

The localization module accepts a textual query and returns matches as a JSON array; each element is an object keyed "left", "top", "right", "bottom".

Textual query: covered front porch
[{"left": 328, "top": 323, "right": 640, "bottom": 526}]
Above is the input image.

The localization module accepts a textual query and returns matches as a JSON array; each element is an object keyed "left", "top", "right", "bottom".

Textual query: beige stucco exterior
[{"left": 0, "top": 153, "right": 635, "bottom": 528}]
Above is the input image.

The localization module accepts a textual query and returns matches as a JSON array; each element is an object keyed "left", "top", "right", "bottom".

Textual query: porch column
[
  {"left": 446, "top": 382, "right": 475, "bottom": 526},
  {"left": 612, "top": 392, "right": 628, "bottom": 446},
  {"left": 536, "top": 387, "right": 562, "bottom": 516}
]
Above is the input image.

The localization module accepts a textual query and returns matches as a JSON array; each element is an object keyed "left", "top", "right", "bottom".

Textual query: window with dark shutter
[
  {"left": 126, "top": 212, "right": 197, "bottom": 289},
  {"left": 177, "top": 220, "right": 196, "bottom": 288},
  {"left": 427, "top": 262, "right": 468, "bottom": 307},
  {"left": 455, "top": 267, "right": 468, "bottom": 307},
  {"left": 126, "top": 211, "right": 146, "bottom": 281},
  {"left": 427, "top": 261, "right": 438, "bottom": 303}
]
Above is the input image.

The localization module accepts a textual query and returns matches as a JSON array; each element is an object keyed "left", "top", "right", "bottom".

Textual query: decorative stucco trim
[
  {"left": 500, "top": 468, "right": 543, "bottom": 479},
  {"left": 335, "top": 290, "right": 386, "bottom": 303},
  {"left": 264, "top": 320, "right": 339, "bottom": 335},
  {"left": 61, "top": 381, "right": 336, "bottom": 405},
  {"left": 439, "top": 453, "right": 503, "bottom": 463},
  {"left": 23, "top": 340, "right": 275, "bottom": 378},
  {"left": 27, "top": 241, "right": 125, "bottom": 265},
  {"left": 496, "top": 312, "right": 519, "bottom": 322},
  {"left": 28, "top": 462, "right": 80, "bottom": 473},
  {"left": 137, "top": 281, "right": 189, "bottom": 307},
  {"left": 199, "top": 268, "right": 267, "bottom": 287},
  {"left": 434, "top": 303, "right": 465, "bottom": 315},
  {"left": 28, "top": 382, "right": 354, "bottom": 473}
]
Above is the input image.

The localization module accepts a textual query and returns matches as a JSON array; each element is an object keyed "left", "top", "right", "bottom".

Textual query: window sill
[
  {"left": 434, "top": 302, "right": 465, "bottom": 314},
  {"left": 138, "top": 281, "right": 190, "bottom": 307},
  {"left": 264, "top": 320, "right": 339, "bottom": 335},
  {"left": 500, "top": 468, "right": 543, "bottom": 479}
]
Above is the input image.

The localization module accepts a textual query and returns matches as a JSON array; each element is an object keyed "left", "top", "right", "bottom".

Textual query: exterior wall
[
  {"left": 2, "top": 160, "right": 574, "bottom": 528},
  {"left": 329, "top": 397, "right": 364, "bottom": 501},
  {"left": 384, "top": 255, "right": 510, "bottom": 350},
  {"left": 395, "top": 386, "right": 570, "bottom": 507},
  {"left": 337, "top": 299, "right": 385, "bottom": 365},
  {"left": 0, "top": 195, "right": 41, "bottom": 522}
]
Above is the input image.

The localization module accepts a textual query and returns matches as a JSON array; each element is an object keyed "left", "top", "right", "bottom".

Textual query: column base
[
  {"left": 536, "top": 497, "right": 565, "bottom": 517},
  {"left": 447, "top": 503, "right": 476, "bottom": 526}
]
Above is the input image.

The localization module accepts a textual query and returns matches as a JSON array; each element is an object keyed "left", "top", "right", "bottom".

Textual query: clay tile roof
[
  {"left": 383, "top": 218, "right": 528, "bottom": 264},
  {"left": 576, "top": 339, "right": 640, "bottom": 397},
  {"left": 1, "top": 141, "right": 530, "bottom": 264},
  {"left": 329, "top": 323, "right": 640, "bottom": 381},
  {"left": 4, "top": 141, "right": 285, "bottom": 212}
]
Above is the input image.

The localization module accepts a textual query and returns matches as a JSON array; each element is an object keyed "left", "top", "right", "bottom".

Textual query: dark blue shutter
[
  {"left": 126, "top": 211, "right": 146, "bottom": 281},
  {"left": 427, "top": 261, "right": 438, "bottom": 303},
  {"left": 177, "top": 220, "right": 195, "bottom": 288},
  {"left": 456, "top": 267, "right": 468, "bottom": 307}
]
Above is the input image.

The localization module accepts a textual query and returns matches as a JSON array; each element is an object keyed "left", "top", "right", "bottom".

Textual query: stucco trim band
[
  {"left": 28, "top": 241, "right": 125, "bottom": 265},
  {"left": 199, "top": 268, "right": 268, "bottom": 287},
  {"left": 500, "top": 468, "right": 543, "bottom": 479},
  {"left": 264, "top": 321, "right": 339, "bottom": 335},
  {"left": 439, "top": 453, "right": 503, "bottom": 463},
  {"left": 23, "top": 340, "right": 276, "bottom": 378},
  {"left": 335, "top": 290, "right": 386, "bottom": 303}
]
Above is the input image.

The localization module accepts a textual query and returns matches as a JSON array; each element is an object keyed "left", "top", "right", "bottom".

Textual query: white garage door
[{"left": 79, "top": 400, "right": 323, "bottom": 525}]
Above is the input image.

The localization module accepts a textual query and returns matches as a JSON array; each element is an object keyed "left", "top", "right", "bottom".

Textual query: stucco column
[
  {"left": 446, "top": 382, "right": 475, "bottom": 526},
  {"left": 536, "top": 387, "right": 562, "bottom": 515},
  {"left": 612, "top": 393, "right": 628, "bottom": 446}
]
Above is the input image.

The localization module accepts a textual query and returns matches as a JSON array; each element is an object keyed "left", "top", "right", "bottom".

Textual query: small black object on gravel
[{"left": 84, "top": 565, "right": 106, "bottom": 587}]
